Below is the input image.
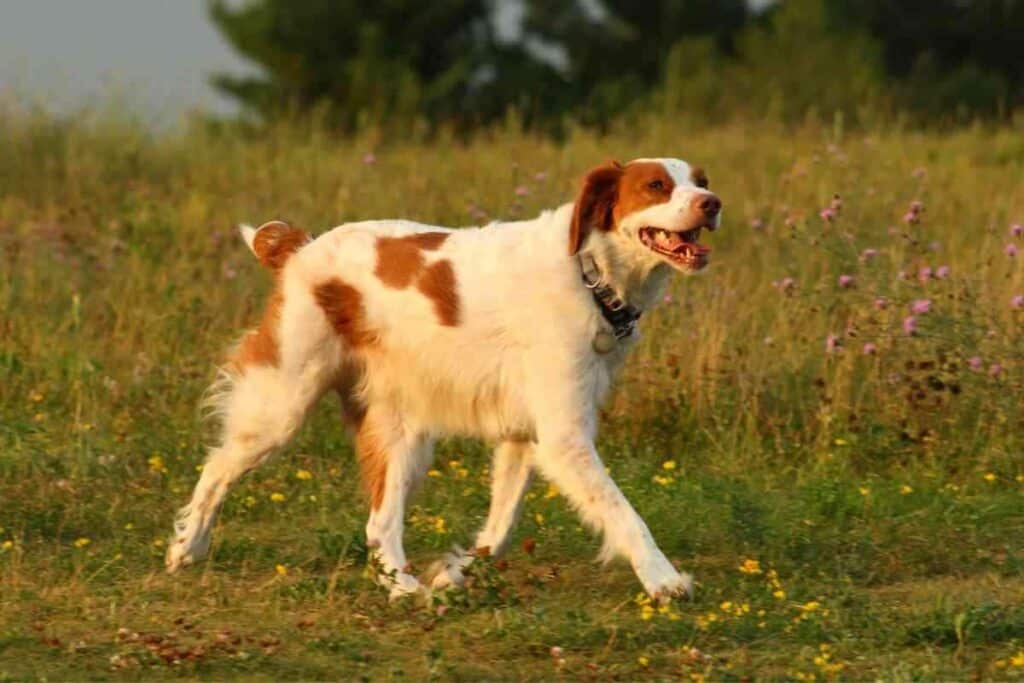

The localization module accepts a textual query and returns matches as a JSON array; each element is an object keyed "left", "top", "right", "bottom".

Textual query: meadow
[{"left": 1, "top": 108, "right": 1024, "bottom": 680}]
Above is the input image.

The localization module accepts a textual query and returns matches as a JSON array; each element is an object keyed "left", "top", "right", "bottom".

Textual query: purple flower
[
  {"left": 902, "top": 211, "right": 919, "bottom": 224},
  {"left": 918, "top": 266, "right": 933, "bottom": 282},
  {"left": 820, "top": 207, "right": 837, "bottom": 222},
  {"left": 825, "top": 334, "right": 842, "bottom": 353},
  {"left": 838, "top": 274, "right": 855, "bottom": 288},
  {"left": 1006, "top": 243, "right": 1019, "bottom": 257},
  {"left": 1012, "top": 294, "right": 1024, "bottom": 309},
  {"left": 362, "top": 152, "right": 377, "bottom": 165},
  {"left": 862, "top": 342, "right": 877, "bottom": 355},
  {"left": 902, "top": 315, "right": 917, "bottom": 335},
  {"left": 909, "top": 200, "right": 924, "bottom": 213},
  {"left": 873, "top": 297, "right": 888, "bottom": 310},
  {"left": 860, "top": 248, "right": 879, "bottom": 262},
  {"left": 989, "top": 363, "right": 1004, "bottom": 377},
  {"left": 662, "top": 293, "right": 673, "bottom": 304},
  {"left": 968, "top": 356, "right": 983, "bottom": 371},
  {"left": 910, "top": 299, "right": 932, "bottom": 315},
  {"left": 1011, "top": 223, "right": 1023, "bottom": 238},
  {"left": 936, "top": 265, "right": 950, "bottom": 279},
  {"left": 514, "top": 185, "right": 529, "bottom": 197}
]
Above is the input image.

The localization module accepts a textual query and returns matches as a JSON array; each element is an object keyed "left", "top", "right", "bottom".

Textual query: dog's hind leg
[
  {"left": 358, "top": 405, "right": 434, "bottom": 598},
  {"left": 428, "top": 440, "right": 533, "bottom": 590}
]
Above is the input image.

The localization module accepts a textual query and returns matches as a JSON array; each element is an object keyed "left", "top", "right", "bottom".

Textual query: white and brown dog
[{"left": 166, "top": 158, "right": 722, "bottom": 600}]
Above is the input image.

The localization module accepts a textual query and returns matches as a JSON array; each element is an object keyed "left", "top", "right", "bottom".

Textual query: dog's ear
[{"left": 569, "top": 160, "right": 624, "bottom": 255}]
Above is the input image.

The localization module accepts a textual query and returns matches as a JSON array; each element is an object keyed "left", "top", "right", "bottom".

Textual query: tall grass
[{"left": 1, "top": 105, "right": 1023, "bottom": 679}]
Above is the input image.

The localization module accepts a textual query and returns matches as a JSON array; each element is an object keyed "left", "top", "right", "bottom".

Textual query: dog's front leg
[{"left": 533, "top": 431, "right": 692, "bottom": 599}]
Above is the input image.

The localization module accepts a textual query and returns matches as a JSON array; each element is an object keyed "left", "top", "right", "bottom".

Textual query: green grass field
[{"left": 2, "top": 110, "right": 1024, "bottom": 680}]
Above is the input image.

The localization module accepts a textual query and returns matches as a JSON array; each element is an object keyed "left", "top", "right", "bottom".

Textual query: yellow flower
[
  {"left": 640, "top": 604, "right": 655, "bottom": 620},
  {"left": 270, "top": 492, "right": 286, "bottom": 503},
  {"left": 434, "top": 517, "right": 446, "bottom": 533},
  {"left": 544, "top": 483, "right": 559, "bottom": 499},
  {"left": 773, "top": 589, "right": 786, "bottom": 600},
  {"left": 295, "top": 469, "right": 313, "bottom": 480},
  {"left": 29, "top": 390, "right": 44, "bottom": 403},
  {"left": 195, "top": 464, "right": 204, "bottom": 472},
  {"left": 833, "top": 438, "right": 848, "bottom": 446},
  {"left": 153, "top": 538, "right": 165, "bottom": 547},
  {"left": 1016, "top": 474, "right": 1024, "bottom": 483},
  {"left": 1, "top": 540, "right": 13, "bottom": 550},
  {"left": 738, "top": 558, "right": 762, "bottom": 574},
  {"left": 457, "top": 468, "right": 469, "bottom": 478},
  {"left": 1011, "top": 651, "right": 1024, "bottom": 667},
  {"left": 124, "top": 523, "right": 134, "bottom": 530},
  {"left": 244, "top": 495, "right": 257, "bottom": 507},
  {"left": 720, "top": 601, "right": 733, "bottom": 612},
  {"left": 275, "top": 564, "right": 288, "bottom": 576},
  {"left": 73, "top": 537, "right": 91, "bottom": 548},
  {"left": 983, "top": 472, "right": 997, "bottom": 482},
  {"left": 148, "top": 455, "right": 167, "bottom": 474},
  {"left": 427, "top": 469, "right": 442, "bottom": 478},
  {"left": 899, "top": 485, "right": 913, "bottom": 495},
  {"left": 858, "top": 487, "right": 870, "bottom": 496},
  {"left": 637, "top": 656, "right": 649, "bottom": 667},
  {"left": 652, "top": 475, "right": 673, "bottom": 486},
  {"left": 662, "top": 460, "right": 677, "bottom": 470},
  {"left": 534, "top": 513, "right": 545, "bottom": 525},
  {"left": 800, "top": 601, "right": 821, "bottom": 612}
]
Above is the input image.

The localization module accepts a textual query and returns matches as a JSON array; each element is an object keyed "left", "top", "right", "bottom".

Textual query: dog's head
[{"left": 569, "top": 158, "right": 722, "bottom": 274}]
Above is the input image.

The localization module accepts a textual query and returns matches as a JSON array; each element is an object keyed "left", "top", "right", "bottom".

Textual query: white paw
[
  {"left": 164, "top": 533, "right": 210, "bottom": 574},
  {"left": 636, "top": 554, "right": 694, "bottom": 601},
  {"left": 423, "top": 547, "right": 474, "bottom": 590},
  {"left": 386, "top": 572, "right": 426, "bottom": 601}
]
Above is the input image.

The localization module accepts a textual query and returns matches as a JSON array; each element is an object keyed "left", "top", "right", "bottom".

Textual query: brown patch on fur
[
  {"left": 354, "top": 416, "right": 388, "bottom": 510},
  {"left": 569, "top": 161, "right": 624, "bottom": 254},
  {"left": 417, "top": 259, "right": 460, "bottom": 326},
  {"left": 228, "top": 289, "right": 282, "bottom": 371},
  {"left": 252, "top": 220, "right": 311, "bottom": 270},
  {"left": 374, "top": 232, "right": 450, "bottom": 288},
  {"left": 613, "top": 161, "right": 676, "bottom": 224},
  {"left": 313, "top": 278, "right": 377, "bottom": 348}
]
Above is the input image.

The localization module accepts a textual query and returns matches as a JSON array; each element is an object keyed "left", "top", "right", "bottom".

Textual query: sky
[{"left": 0, "top": 0, "right": 777, "bottom": 124}]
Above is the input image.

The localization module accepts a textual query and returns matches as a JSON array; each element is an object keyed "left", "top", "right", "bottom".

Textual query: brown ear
[{"left": 569, "top": 161, "right": 623, "bottom": 255}]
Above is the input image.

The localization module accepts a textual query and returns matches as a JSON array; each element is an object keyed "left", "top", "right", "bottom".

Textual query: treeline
[{"left": 209, "top": 0, "right": 1024, "bottom": 133}]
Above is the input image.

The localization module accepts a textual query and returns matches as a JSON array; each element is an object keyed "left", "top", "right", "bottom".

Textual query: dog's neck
[{"left": 578, "top": 233, "right": 673, "bottom": 313}]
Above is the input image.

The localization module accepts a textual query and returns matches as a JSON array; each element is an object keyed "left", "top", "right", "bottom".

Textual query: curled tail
[{"left": 239, "top": 220, "right": 312, "bottom": 271}]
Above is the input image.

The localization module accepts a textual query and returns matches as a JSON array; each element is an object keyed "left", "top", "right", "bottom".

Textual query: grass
[{"left": 1, "top": 106, "right": 1024, "bottom": 680}]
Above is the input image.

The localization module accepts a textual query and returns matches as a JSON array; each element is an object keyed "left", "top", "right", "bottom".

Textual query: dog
[{"left": 166, "top": 158, "right": 722, "bottom": 600}]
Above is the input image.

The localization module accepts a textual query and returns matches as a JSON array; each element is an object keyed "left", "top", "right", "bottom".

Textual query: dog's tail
[{"left": 239, "top": 220, "right": 312, "bottom": 271}]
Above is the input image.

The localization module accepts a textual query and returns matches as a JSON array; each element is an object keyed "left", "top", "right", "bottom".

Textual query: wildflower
[
  {"left": 244, "top": 495, "right": 257, "bottom": 507},
  {"left": 270, "top": 492, "right": 286, "bottom": 503},
  {"left": 653, "top": 474, "right": 673, "bottom": 486},
  {"left": 1011, "top": 224, "right": 1023, "bottom": 238},
  {"left": 275, "top": 564, "right": 288, "bottom": 576},
  {"left": 534, "top": 171, "right": 548, "bottom": 182},
  {"left": 637, "top": 656, "right": 650, "bottom": 667},
  {"left": 534, "top": 513, "right": 544, "bottom": 525},
  {"left": 640, "top": 604, "right": 655, "bottom": 620},
  {"left": 819, "top": 207, "right": 836, "bottom": 222},
  {"left": 750, "top": 217, "right": 765, "bottom": 230},
  {"left": 147, "top": 455, "right": 167, "bottom": 474},
  {"left": 662, "top": 460, "right": 677, "bottom": 470},
  {"left": 0, "top": 540, "right": 12, "bottom": 550},
  {"left": 362, "top": 152, "right": 376, "bottom": 165},
  {"left": 514, "top": 185, "right": 529, "bottom": 197},
  {"left": 902, "top": 316, "right": 917, "bottom": 335},
  {"left": 989, "top": 363, "right": 1003, "bottom": 377},
  {"left": 295, "top": 469, "right": 313, "bottom": 481},
  {"left": 738, "top": 558, "right": 762, "bottom": 575},
  {"left": 773, "top": 589, "right": 786, "bottom": 600},
  {"left": 1010, "top": 650, "right": 1024, "bottom": 667},
  {"left": 829, "top": 195, "right": 842, "bottom": 211},
  {"left": 825, "top": 334, "right": 841, "bottom": 354},
  {"left": 1006, "top": 243, "right": 1019, "bottom": 257},
  {"left": 427, "top": 469, "right": 442, "bottom": 477},
  {"left": 434, "top": 517, "right": 447, "bottom": 533},
  {"left": 968, "top": 356, "right": 983, "bottom": 371},
  {"left": 837, "top": 274, "right": 855, "bottom": 288},
  {"left": 124, "top": 523, "right": 134, "bottom": 530},
  {"left": 873, "top": 297, "right": 888, "bottom": 310},
  {"left": 73, "top": 537, "right": 91, "bottom": 548},
  {"left": 801, "top": 601, "right": 821, "bottom": 613},
  {"left": 910, "top": 299, "right": 932, "bottom": 315},
  {"left": 900, "top": 485, "right": 913, "bottom": 495},
  {"left": 544, "top": 483, "right": 559, "bottom": 499},
  {"left": 983, "top": 472, "right": 997, "bottom": 482},
  {"left": 858, "top": 486, "right": 870, "bottom": 496},
  {"left": 902, "top": 210, "right": 919, "bottom": 224},
  {"left": 662, "top": 293, "right": 673, "bottom": 304},
  {"left": 775, "top": 276, "right": 795, "bottom": 293},
  {"left": 1012, "top": 295, "right": 1024, "bottom": 309},
  {"left": 549, "top": 646, "right": 563, "bottom": 658},
  {"left": 918, "top": 266, "right": 932, "bottom": 282},
  {"left": 29, "top": 390, "right": 44, "bottom": 403},
  {"left": 859, "top": 248, "right": 878, "bottom": 262},
  {"left": 936, "top": 265, "right": 950, "bottom": 279},
  {"left": 862, "top": 342, "right": 877, "bottom": 355}
]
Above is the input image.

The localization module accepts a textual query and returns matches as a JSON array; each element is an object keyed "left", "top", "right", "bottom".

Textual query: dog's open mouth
[{"left": 639, "top": 227, "right": 710, "bottom": 270}]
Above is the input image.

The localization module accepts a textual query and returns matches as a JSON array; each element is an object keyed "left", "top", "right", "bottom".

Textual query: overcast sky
[{"left": 0, "top": 0, "right": 776, "bottom": 124}]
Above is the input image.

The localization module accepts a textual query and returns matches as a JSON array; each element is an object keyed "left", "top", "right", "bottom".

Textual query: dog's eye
[
  {"left": 696, "top": 176, "right": 709, "bottom": 189},
  {"left": 647, "top": 180, "right": 665, "bottom": 191}
]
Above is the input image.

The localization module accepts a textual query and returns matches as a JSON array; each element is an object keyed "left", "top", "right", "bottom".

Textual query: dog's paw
[
  {"left": 164, "top": 533, "right": 209, "bottom": 574},
  {"left": 637, "top": 555, "right": 694, "bottom": 602},
  {"left": 423, "top": 555, "right": 468, "bottom": 590},
  {"left": 386, "top": 572, "right": 427, "bottom": 601}
]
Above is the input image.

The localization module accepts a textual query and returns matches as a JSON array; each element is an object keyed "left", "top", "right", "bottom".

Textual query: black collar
[{"left": 579, "top": 254, "right": 642, "bottom": 340}]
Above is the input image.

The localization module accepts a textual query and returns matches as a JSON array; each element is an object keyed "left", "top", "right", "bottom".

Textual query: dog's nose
[{"left": 695, "top": 193, "right": 722, "bottom": 217}]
